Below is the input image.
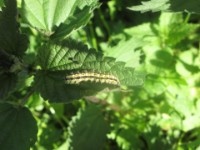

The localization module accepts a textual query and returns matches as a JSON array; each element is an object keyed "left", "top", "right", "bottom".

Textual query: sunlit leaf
[
  {"left": 129, "top": 0, "right": 200, "bottom": 14},
  {"left": 35, "top": 40, "right": 145, "bottom": 102},
  {"left": 22, "top": 0, "right": 99, "bottom": 39}
]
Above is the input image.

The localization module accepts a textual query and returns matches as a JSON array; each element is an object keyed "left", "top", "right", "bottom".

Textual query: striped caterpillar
[{"left": 65, "top": 70, "right": 120, "bottom": 86}]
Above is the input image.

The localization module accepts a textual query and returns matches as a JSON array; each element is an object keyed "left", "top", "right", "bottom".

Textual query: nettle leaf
[
  {"left": 0, "top": 73, "right": 17, "bottom": 100},
  {"left": 22, "top": 0, "right": 99, "bottom": 39},
  {"left": 51, "top": 3, "right": 99, "bottom": 40},
  {"left": 129, "top": 0, "right": 200, "bottom": 14},
  {"left": 0, "top": 0, "right": 28, "bottom": 57},
  {"left": 35, "top": 40, "right": 145, "bottom": 102},
  {"left": 0, "top": 103, "right": 38, "bottom": 150},
  {"left": 0, "top": 0, "right": 28, "bottom": 100},
  {"left": 103, "top": 23, "right": 154, "bottom": 68},
  {"left": 104, "top": 35, "right": 144, "bottom": 68},
  {"left": 67, "top": 104, "right": 109, "bottom": 150},
  {"left": 128, "top": 0, "right": 170, "bottom": 13}
]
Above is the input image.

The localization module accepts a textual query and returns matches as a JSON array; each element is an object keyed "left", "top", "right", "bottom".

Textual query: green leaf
[
  {"left": 51, "top": 3, "right": 99, "bottom": 40},
  {"left": 129, "top": 0, "right": 200, "bottom": 14},
  {"left": 0, "top": 73, "right": 17, "bottom": 100},
  {"left": 0, "top": 103, "right": 38, "bottom": 150},
  {"left": 38, "top": 124, "right": 63, "bottom": 150},
  {"left": 0, "top": 0, "right": 4, "bottom": 10},
  {"left": 104, "top": 23, "right": 154, "bottom": 68},
  {"left": 0, "top": 0, "right": 28, "bottom": 100},
  {"left": 113, "top": 128, "right": 143, "bottom": 150},
  {"left": 176, "top": 51, "right": 200, "bottom": 76},
  {"left": 128, "top": 0, "right": 170, "bottom": 13},
  {"left": 22, "top": 0, "right": 99, "bottom": 39},
  {"left": 156, "top": 13, "right": 199, "bottom": 47},
  {"left": 35, "top": 40, "right": 145, "bottom": 102},
  {"left": 105, "top": 38, "right": 142, "bottom": 68},
  {"left": 150, "top": 50, "right": 174, "bottom": 69},
  {"left": 67, "top": 104, "right": 109, "bottom": 150},
  {"left": 0, "top": 0, "right": 28, "bottom": 57},
  {"left": 166, "top": 85, "right": 200, "bottom": 131}
]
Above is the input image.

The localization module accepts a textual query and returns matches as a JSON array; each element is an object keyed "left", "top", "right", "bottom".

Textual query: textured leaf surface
[
  {"left": 0, "top": 0, "right": 28, "bottom": 100},
  {"left": 0, "top": 103, "right": 38, "bottom": 150},
  {"left": 0, "top": 73, "right": 17, "bottom": 100},
  {"left": 0, "top": 0, "right": 28, "bottom": 56},
  {"left": 129, "top": 0, "right": 200, "bottom": 14},
  {"left": 129, "top": 0, "right": 170, "bottom": 13},
  {"left": 35, "top": 40, "right": 145, "bottom": 102},
  {"left": 67, "top": 105, "right": 109, "bottom": 150},
  {"left": 22, "top": 0, "right": 99, "bottom": 39}
]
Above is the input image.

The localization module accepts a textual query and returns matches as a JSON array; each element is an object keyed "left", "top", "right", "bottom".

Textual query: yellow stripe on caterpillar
[{"left": 65, "top": 71, "right": 120, "bottom": 86}]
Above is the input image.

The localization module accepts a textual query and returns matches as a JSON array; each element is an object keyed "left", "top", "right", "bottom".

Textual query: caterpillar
[{"left": 65, "top": 70, "right": 120, "bottom": 86}]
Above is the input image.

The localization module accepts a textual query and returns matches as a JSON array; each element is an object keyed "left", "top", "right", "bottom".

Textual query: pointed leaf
[
  {"left": 51, "top": 3, "right": 99, "bottom": 40},
  {"left": 129, "top": 0, "right": 169, "bottom": 13},
  {"left": 0, "top": 0, "right": 28, "bottom": 57},
  {"left": 22, "top": 0, "right": 99, "bottom": 39},
  {"left": 129, "top": 0, "right": 200, "bottom": 14},
  {"left": 67, "top": 105, "right": 109, "bottom": 150},
  {"left": 35, "top": 40, "right": 145, "bottom": 102}
]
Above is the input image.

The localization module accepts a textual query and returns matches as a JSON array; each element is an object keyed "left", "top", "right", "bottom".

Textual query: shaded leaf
[
  {"left": 0, "top": 0, "right": 28, "bottom": 100},
  {"left": 67, "top": 104, "right": 109, "bottom": 150},
  {"left": 0, "top": 0, "right": 28, "bottom": 57},
  {"left": 0, "top": 103, "right": 37, "bottom": 150},
  {"left": 35, "top": 40, "right": 145, "bottom": 102},
  {"left": 0, "top": 73, "right": 17, "bottom": 100}
]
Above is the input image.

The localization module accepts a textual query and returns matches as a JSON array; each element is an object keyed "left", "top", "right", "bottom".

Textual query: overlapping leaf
[
  {"left": 22, "top": 0, "right": 99, "bottom": 40},
  {"left": 67, "top": 104, "right": 109, "bottom": 150},
  {"left": 0, "top": 73, "right": 17, "bottom": 100},
  {"left": 35, "top": 40, "right": 145, "bottom": 102},
  {"left": 0, "top": 0, "right": 28, "bottom": 100},
  {"left": 104, "top": 23, "right": 153, "bottom": 68},
  {"left": 0, "top": 103, "right": 37, "bottom": 150},
  {"left": 0, "top": 0, "right": 28, "bottom": 57}
]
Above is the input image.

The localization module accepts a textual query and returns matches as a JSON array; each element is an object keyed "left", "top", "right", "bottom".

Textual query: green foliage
[
  {"left": 0, "top": 103, "right": 37, "bottom": 150},
  {"left": 35, "top": 40, "right": 145, "bottom": 102},
  {"left": 1, "top": 0, "right": 200, "bottom": 149},
  {"left": 129, "top": 0, "right": 200, "bottom": 14},
  {"left": 0, "top": 0, "right": 28, "bottom": 100},
  {"left": 155, "top": 13, "right": 200, "bottom": 47},
  {"left": 67, "top": 104, "right": 109, "bottom": 150},
  {"left": 0, "top": 74, "right": 17, "bottom": 100},
  {"left": 22, "top": 0, "right": 99, "bottom": 40},
  {"left": 129, "top": 0, "right": 170, "bottom": 13},
  {"left": 0, "top": 0, "right": 4, "bottom": 10}
]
